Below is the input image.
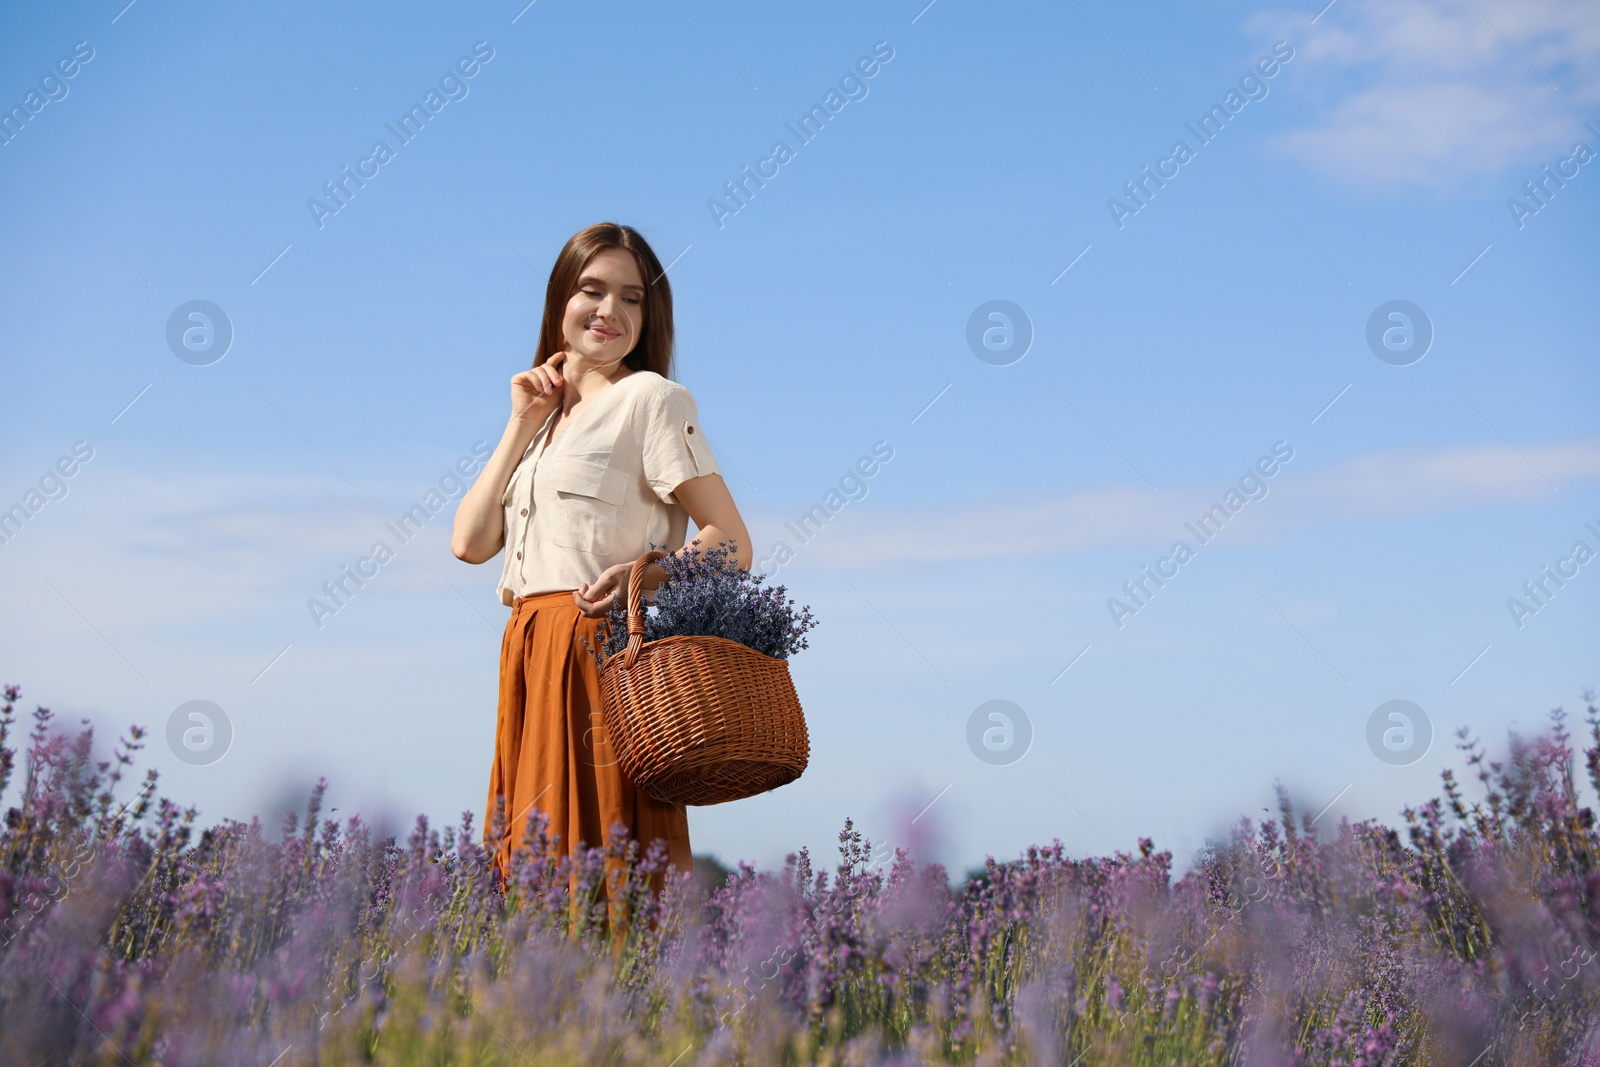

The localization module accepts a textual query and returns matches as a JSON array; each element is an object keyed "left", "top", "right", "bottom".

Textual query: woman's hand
[
  {"left": 574, "top": 560, "right": 632, "bottom": 618},
  {"left": 511, "top": 351, "right": 566, "bottom": 425},
  {"left": 451, "top": 357, "right": 566, "bottom": 564}
]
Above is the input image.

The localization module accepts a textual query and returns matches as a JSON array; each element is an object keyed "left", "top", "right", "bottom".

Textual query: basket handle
[{"left": 621, "top": 549, "right": 670, "bottom": 669}]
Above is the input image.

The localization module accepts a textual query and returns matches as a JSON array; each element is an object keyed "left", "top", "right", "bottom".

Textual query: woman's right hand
[{"left": 511, "top": 351, "right": 566, "bottom": 425}]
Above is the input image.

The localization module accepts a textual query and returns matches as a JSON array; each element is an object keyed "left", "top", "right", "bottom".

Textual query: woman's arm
[
  {"left": 664, "top": 471, "right": 751, "bottom": 571},
  {"left": 452, "top": 362, "right": 565, "bottom": 564},
  {"left": 573, "top": 472, "right": 752, "bottom": 616}
]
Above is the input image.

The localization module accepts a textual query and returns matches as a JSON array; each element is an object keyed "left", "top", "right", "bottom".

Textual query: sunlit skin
[{"left": 450, "top": 246, "right": 751, "bottom": 617}]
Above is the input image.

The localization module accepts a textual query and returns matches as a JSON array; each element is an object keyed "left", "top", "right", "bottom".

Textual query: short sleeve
[{"left": 641, "top": 381, "right": 720, "bottom": 504}]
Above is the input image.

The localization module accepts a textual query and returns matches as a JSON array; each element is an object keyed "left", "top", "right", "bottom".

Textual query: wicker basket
[{"left": 597, "top": 550, "right": 809, "bottom": 806}]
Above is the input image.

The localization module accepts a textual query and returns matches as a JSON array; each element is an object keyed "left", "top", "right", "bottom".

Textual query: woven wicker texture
[{"left": 598, "top": 550, "right": 810, "bottom": 806}]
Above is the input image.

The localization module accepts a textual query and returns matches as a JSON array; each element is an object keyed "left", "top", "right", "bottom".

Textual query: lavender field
[{"left": 3, "top": 683, "right": 1599, "bottom": 1066}]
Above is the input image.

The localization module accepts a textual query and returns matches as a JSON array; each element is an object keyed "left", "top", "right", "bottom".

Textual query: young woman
[{"left": 451, "top": 222, "right": 751, "bottom": 895}]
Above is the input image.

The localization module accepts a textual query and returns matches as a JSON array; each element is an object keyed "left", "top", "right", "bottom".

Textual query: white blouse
[{"left": 495, "top": 370, "right": 721, "bottom": 604}]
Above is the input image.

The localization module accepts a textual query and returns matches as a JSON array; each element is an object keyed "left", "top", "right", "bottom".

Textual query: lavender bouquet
[{"left": 586, "top": 538, "right": 816, "bottom": 667}]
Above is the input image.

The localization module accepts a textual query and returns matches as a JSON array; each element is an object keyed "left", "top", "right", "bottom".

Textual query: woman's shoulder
[
  {"left": 623, "top": 368, "right": 682, "bottom": 392},
  {"left": 620, "top": 369, "right": 695, "bottom": 407}
]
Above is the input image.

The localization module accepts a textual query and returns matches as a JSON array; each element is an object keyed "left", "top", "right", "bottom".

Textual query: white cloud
[
  {"left": 1285, "top": 438, "right": 1585, "bottom": 515},
  {"left": 1251, "top": 0, "right": 1600, "bottom": 187},
  {"left": 10, "top": 438, "right": 1598, "bottom": 634},
  {"left": 746, "top": 437, "right": 1600, "bottom": 567},
  {"left": 0, "top": 467, "right": 481, "bottom": 634}
]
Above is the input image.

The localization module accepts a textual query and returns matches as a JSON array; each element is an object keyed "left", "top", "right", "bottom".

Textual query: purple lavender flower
[
  {"left": 591, "top": 537, "right": 818, "bottom": 663},
  {"left": 2, "top": 682, "right": 1600, "bottom": 1062}
]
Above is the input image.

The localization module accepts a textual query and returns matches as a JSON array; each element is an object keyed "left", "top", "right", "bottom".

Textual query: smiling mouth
[{"left": 588, "top": 325, "right": 619, "bottom": 341}]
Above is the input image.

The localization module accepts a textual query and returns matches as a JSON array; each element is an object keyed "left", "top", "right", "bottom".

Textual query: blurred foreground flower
[{"left": 2, "top": 682, "right": 1599, "bottom": 1064}]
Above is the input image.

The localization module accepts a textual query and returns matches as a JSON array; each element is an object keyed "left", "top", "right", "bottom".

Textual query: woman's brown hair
[{"left": 532, "top": 222, "right": 675, "bottom": 379}]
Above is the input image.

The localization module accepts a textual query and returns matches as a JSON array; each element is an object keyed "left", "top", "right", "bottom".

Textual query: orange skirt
[{"left": 484, "top": 589, "right": 693, "bottom": 890}]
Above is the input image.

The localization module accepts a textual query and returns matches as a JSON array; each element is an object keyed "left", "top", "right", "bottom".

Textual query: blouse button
[
  {"left": 520, "top": 508, "right": 528, "bottom": 516},
  {"left": 687, "top": 425, "right": 695, "bottom": 434},
  {"left": 516, "top": 551, "right": 522, "bottom": 559}
]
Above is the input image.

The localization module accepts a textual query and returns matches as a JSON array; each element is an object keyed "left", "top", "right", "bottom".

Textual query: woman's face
[{"left": 560, "top": 247, "right": 646, "bottom": 372}]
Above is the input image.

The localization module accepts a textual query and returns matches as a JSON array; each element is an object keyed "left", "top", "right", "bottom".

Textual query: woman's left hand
[{"left": 574, "top": 562, "right": 631, "bottom": 618}]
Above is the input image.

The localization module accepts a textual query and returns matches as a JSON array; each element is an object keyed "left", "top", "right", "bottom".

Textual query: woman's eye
[
  {"left": 580, "top": 289, "right": 600, "bottom": 298},
  {"left": 625, "top": 297, "right": 641, "bottom": 305}
]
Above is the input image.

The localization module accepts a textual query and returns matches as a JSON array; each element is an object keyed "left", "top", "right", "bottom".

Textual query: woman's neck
[{"left": 560, "top": 356, "right": 634, "bottom": 412}]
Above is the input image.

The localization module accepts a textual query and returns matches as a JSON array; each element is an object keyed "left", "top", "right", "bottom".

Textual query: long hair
[{"left": 532, "top": 222, "right": 675, "bottom": 379}]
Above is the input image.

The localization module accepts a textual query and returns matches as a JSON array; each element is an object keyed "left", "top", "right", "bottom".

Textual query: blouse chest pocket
[{"left": 534, "top": 455, "right": 630, "bottom": 556}]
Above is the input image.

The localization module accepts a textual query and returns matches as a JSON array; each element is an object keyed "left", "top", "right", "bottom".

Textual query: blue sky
[{"left": 2, "top": 0, "right": 1597, "bottom": 878}]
